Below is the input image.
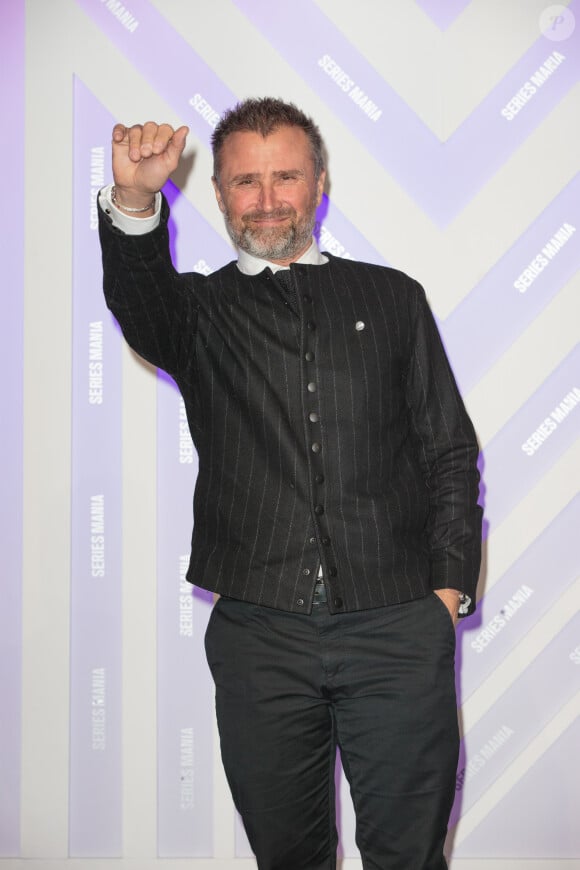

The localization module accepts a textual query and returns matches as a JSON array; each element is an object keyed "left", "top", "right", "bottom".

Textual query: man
[{"left": 99, "top": 98, "right": 482, "bottom": 870}]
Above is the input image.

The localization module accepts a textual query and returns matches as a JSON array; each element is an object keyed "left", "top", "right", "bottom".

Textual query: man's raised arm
[{"left": 98, "top": 121, "right": 197, "bottom": 377}]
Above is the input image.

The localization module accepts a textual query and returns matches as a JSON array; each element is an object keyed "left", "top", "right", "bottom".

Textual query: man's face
[{"left": 212, "top": 126, "right": 326, "bottom": 266}]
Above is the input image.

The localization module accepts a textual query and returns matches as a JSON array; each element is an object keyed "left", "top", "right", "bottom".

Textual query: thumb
[{"left": 167, "top": 125, "right": 189, "bottom": 162}]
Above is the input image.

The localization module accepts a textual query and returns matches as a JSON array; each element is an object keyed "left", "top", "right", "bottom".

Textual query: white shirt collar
[{"left": 236, "top": 238, "right": 328, "bottom": 275}]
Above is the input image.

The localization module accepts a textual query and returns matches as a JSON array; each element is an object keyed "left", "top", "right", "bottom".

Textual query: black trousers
[{"left": 205, "top": 591, "right": 459, "bottom": 870}]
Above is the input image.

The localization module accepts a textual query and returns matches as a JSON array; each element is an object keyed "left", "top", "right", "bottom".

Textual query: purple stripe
[
  {"left": 441, "top": 174, "right": 580, "bottom": 393},
  {"left": 156, "top": 183, "right": 226, "bottom": 856},
  {"left": 457, "top": 496, "right": 580, "bottom": 702},
  {"left": 414, "top": 0, "right": 473, "bottom": 30},
  {"left": 0, "top": 0, "right": 24, "bottom": 857},
  {"left": 233, "top": 0, "right": 580, "bottom": 224},
  {"left": 69, "top": 78, "right": 123, "bottom": 856},
  {"left": 450, "top": 609, "right": 580, "bottom": 826},
  {"left": 480, "top": 346, "right": 580, "bottom": 533}
]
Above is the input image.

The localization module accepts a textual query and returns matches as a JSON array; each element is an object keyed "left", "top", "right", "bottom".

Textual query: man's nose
[{"left": 257, "top": 182, "right": 279, "bottom": 212}]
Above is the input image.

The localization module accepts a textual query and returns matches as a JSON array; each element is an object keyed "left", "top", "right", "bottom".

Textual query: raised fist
[{"left": 111, "top": 121, "right": 189, "bottom": 210}]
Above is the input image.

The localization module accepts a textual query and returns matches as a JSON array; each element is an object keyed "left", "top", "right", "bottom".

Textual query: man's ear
[
  {"left": 316, "top": 169, "right": 326, "bottom": 206},
  {"left": 212, "top": 176, "right": 226, "bottom": 213}
]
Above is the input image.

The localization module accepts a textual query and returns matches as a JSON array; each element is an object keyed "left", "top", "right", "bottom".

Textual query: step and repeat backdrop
[{"left": 2, "top": 0, "right": 579, "bottom": 867}]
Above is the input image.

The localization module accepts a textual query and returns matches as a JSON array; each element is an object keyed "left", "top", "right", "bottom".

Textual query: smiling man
[
  {"left": 213, "top": 124, "right": 324, "bottom": 263},
  {"left": 99, "top": 97, "right": 482, "bottom": 870}
]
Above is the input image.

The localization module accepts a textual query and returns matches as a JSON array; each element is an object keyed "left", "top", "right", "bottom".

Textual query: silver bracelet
[{"left": 111, "top": 185, "right": 156, "bottom": 213}]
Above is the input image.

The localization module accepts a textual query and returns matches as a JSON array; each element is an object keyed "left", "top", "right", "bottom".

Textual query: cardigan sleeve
[
  {"left": 99, "top": 193, "right": 198, "bottom": 377},
  {"left": 405, "top": 281, "right": 483, "bottom": 613}
]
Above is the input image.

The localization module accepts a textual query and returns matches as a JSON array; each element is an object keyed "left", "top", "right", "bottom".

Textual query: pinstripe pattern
[{"left": 100, "top": 197, "right": 482, "bottom": 616}]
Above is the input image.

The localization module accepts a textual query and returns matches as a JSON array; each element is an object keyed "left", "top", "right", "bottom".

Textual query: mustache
[{"left": 242, "top": 207, "right": 295, "bottom": 222}]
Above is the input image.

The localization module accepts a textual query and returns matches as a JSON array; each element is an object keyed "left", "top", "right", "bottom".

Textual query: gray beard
[{"left": 223, "top": 206, "right": 317, "bottom": 261}]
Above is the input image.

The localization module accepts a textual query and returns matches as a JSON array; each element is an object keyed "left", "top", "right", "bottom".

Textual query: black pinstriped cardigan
[{"left": 100, "top": 198, "right": 482, "bottom": 615}]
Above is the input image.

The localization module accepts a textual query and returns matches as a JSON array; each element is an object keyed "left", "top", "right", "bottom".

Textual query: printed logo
[{"left": 539, "top": 4, "right": 576, "bottom": 41}]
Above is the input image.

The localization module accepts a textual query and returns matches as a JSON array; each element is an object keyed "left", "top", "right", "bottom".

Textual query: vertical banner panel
[
  {"left": 69, "top": 77, "right": 123, "bottom": 856},
  {"left": 156, "top": 183, "right": 232, "bottom": 856},
  {"left": 0, "top": 0, "right": 24, "bottom": 855}
]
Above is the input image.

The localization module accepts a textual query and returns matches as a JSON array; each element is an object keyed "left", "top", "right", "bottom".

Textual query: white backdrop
[{"left": 1, "top": 0, "right": 579, "bottom": 867}]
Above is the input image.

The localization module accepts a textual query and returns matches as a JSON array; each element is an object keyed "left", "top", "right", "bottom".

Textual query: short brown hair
[{"left": 211, "top": 97, "right": 325, "bottom": 182}]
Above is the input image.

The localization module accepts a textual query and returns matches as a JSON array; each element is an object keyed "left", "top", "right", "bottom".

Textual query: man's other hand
[{"left": 433, "top": 588, "right": 461, "bottom": 627}]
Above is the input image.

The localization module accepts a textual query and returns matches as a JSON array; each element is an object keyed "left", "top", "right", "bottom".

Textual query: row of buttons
[
  {"left": 272, "top": 270, "right": 343, "bottom": 611},
  {"left": 301, "top": 288, "right": 342, "bottom": 610}
]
